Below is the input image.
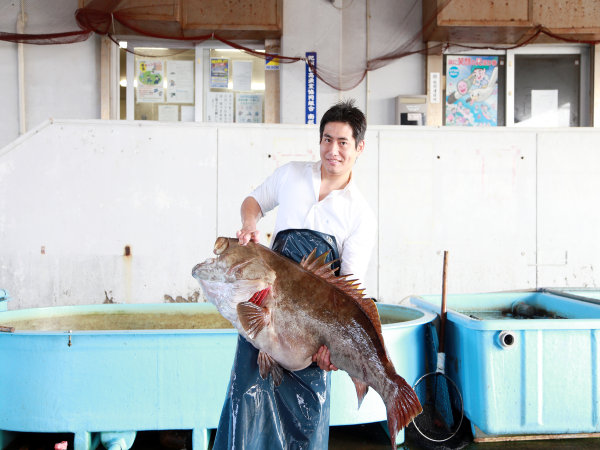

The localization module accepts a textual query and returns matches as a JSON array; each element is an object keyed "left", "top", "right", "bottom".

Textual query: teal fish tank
[{"left": 409, "top": 289, "right": 600, "bottom": 438}]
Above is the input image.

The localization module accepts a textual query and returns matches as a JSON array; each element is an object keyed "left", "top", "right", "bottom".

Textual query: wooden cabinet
[
  {"left": 82, "top": 0, "right": 282, "bottom": 40},
  {"left": 423, "top": 0, "right": 600, "bottom": 43}
]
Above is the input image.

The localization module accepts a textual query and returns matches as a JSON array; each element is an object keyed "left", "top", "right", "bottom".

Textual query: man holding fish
[{"left": 211, "top": 100, "right": 379, "bottom": 449}]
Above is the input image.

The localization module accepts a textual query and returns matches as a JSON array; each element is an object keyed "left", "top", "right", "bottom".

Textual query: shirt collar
[{"left": 312, "top": 160, "right": 355, "bottom": 199}]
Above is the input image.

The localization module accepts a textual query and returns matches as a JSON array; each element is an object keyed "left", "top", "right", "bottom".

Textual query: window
[
  {"left": 202, "top": 48, "right": 266, "bottom": 123},
  {"left": 443, "top": 44, "right": 590, "bottom": 127},
  {"left": 119, "top": 41, "right": 267, "bottom": 123},
  {"left": 507, "top": 46, "right": 590, "bottom": 127}
]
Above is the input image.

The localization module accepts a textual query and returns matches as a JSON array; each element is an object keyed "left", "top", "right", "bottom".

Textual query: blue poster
[
  {"left": 305, "top": 52, "right": 317, "bottom": 124},
  {"left": 445, "top": 55, "right": 499, "bottom": 127}
]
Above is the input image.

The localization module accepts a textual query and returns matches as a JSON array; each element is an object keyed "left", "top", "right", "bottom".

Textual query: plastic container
[
  {"left": 409, "top": 290, "right": 600, "bottom": 437},
  {"left": 0, "top": 302, "right": 433, "bottom": 449}
]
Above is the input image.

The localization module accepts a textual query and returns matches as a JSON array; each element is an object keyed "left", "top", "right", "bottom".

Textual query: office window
[
  {"left": 203, "top": 48, "right": 266, "bottom": 123},
  {"left": 119, "top": 42, "right": 267, "bottom": 123},
  {"left": 444, "top": 45, "right": 590, "bottom": 127}
]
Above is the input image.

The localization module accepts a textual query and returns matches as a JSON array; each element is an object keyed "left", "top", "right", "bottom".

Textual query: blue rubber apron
[{"left": 212, "top": 229, "right": 340, "bottom": 450}]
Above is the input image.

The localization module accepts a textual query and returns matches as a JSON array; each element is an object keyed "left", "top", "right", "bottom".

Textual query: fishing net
[
  {"left": 0, "top": 0, "right": 90, "bottom": 44},
  {"left": 411, "top": 251, "right": 464, "bottom": 443},
  {"left": 2, "top": 0, "right": 599, "bottom": 91},
  {"left": 411, "top": 334, "right": 464, "bottom": 443}
]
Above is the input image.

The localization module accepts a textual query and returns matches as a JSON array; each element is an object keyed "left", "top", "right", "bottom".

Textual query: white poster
[
  {"left": 137, "top": 60, "right": 164, "bottom": 103},
  {"left": 233, "top": 61, "right": 252, "bottom": 91},
  {"left": 531, "top": 89, "right": 560, "bottom": 126},
  {"left": 181, "top": 105, "right": 195, "bottom": 122},
  {"left": 166, "top": 60, "right": 194, "bottom": 104},
  {"left": 236, "top": 93, "right": 263, "bottom": 123},
  {"left": 207, "top": 92, "right": 234, "bottom": 123},
  {"left": 158, "top": 105, "right": 178, "bottom": 121}
]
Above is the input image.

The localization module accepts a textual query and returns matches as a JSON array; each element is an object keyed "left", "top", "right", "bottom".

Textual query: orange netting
[{"left": 2, "top": 0, "right": 598, "bottom": 91}]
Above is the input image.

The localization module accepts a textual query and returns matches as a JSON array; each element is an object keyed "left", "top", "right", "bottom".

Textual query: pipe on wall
[{"left": 17, "top": 0, "right": 27, "bottom": 135}]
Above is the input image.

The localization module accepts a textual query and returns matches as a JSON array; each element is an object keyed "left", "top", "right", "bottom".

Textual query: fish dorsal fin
[{"left": 300, "top": 249, "right": 385, "bottom": 346}]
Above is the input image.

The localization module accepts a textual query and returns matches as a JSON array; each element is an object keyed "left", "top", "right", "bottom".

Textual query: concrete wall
[{"left": 1, "top": 121, "right": 599, "bottom": 310}]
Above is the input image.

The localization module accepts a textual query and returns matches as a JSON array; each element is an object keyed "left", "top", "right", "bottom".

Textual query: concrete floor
[{"left": 6, "top": 423, "right": 600, "bottom": 449}]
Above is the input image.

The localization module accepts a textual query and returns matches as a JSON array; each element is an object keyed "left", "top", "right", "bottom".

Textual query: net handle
[{"left": 439, "top": 250, "right": 448, "bottom": 353}]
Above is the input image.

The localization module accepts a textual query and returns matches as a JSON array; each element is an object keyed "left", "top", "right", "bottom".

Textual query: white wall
[
  {"left": 281, "top": 0, "right": 425, "bottom": 125},
  {"left": 24, "top": 36, "right": 101, "bottom": 131},
  {"left": 1, "top": 121, "right": 599, "bottom": 310},
  {"left": 0, "top": 41, "right": 20, "bottom": 149},
  {"left": 0, "top": 1, "right": 424, "bottom": 148},
  {"left": 0, "top": 35, "right": 102, "bottom": 149}
]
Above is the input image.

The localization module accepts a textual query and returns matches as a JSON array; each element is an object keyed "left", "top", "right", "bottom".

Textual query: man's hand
[
  {"left": 312, "top": 345, "right": 338, "bottom": 371},
  {"left": 236, "top": 228, "right": 260, "bottom": 246},
  {"left": 238, "top": 197, "right": 263, "bottom": 245}
]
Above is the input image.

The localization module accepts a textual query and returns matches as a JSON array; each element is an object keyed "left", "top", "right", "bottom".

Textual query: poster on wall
[
  {"left": 166, "top": 60, "right": 194, "bottom": 103},
  {"left": 210, "top": 58, "right": 229, "bottom": 88},
  {"left": 236, "top": 93, "right": 263, "bottom": 123},
  {"left": 445, "top": 55, "right": 499, "bottom": 126},
  {"left": 136, "top": 60, "right": 164, "bottom": 103},
  {"left": 206, "top": 92, "right": 234, "bottom": 122},
  {"left": 158, "top": 105, "right": 178, "bottom": 121},
  {"left": 233, "top": 61, "right": 252, "bottom": 91}
]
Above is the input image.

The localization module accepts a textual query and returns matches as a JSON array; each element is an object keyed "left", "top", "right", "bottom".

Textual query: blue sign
[{"left": 305, "top": 52, "right": 317, "bottom": 124}]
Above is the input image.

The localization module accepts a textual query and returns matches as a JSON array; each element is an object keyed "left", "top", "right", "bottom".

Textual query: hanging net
[{"left": 2, "top": 0, "right": 599, "bottom": 91}]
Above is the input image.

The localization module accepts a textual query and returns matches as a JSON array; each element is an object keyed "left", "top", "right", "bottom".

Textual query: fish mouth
[{"left": 191, "top": 259, "right": 215, "bottom": 280}]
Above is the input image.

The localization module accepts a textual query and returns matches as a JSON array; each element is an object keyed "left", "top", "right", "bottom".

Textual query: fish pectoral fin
[
  {"left": 232, "top": 279, "right": 270, "bottom": 301},
  {"left": 351, "top": 376, "right": 369, "bottom": 409},
  {"left": 257, "top": 350, "right": 284, "bottom": 386},
  {"left": 237, "top": 301, "right": 270, "bottom": 340}
]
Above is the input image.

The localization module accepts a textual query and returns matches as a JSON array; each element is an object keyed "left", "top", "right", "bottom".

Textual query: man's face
[{"left": 319, "top": 121, "right": 364, "bottom": 179}]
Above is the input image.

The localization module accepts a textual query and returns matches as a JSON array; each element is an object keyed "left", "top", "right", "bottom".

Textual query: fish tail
[{"left": 385, "top": 373, "right": 422, "bottom": 448}]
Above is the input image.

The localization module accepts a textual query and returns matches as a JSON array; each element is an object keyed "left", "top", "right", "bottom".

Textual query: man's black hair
[{"left": 319, "top": 99, "right": 366, "bottom": 147}]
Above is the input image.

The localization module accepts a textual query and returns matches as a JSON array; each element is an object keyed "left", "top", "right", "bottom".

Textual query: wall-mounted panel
[
  {"left": 0, "top": 121, "right": 218, "bottom": 308},
  {"left": 536, "top": 130, "right": 600, "bottom": 287},
  {"left": 2, "top": 122, "right": 600, "bottom": 310},
  {"left": 378, "top": 128, "right": 537, "bottom": 302}
]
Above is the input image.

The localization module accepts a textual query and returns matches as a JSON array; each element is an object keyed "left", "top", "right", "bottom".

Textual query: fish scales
[{"left": 192, "top": 237, "right": 422, "bottom": 448}]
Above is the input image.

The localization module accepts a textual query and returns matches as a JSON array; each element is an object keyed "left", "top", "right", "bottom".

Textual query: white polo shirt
[{"left": 250, "top": 160, "right": 376, "bottom": 283}]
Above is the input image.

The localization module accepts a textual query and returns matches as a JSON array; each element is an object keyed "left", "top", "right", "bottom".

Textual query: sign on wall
[
  {"left": 210, "top": 58, "right": 229, "bottom": 89},
  {"left": 137, "top": 60, "right": 164, "bottom": 103},
  {"left": 305, "top": 52, "right": 317, "bottom": 125},
  {"left": 445, "top": 55, "right": 499, "bottom": 127}
]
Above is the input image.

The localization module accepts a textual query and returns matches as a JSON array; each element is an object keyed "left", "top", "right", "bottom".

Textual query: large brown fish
[{"left": 192, "top": 237, "right": 422, "bottom": 447}]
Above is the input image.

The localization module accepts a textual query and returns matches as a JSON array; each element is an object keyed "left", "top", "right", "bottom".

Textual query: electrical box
[{"left": 395, "top": 95, "right": 427, "bottom": 125}]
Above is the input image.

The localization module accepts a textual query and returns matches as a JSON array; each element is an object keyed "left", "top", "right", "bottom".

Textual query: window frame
[
  {"left": 118, "top": 38, "right": 266, "bottom": 122},
  {"left": 506, "top": 44, "right": 590, "bottom": 127},
  {"left": 442, "top": 43, "right": 591, "bottom": 127}
]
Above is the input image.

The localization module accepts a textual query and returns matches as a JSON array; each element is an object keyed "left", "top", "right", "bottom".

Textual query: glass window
[
  {"left": 119, "top": 43, "right": 267, "bottom": 123},
  {"left": 512, "top": 53, "right": 584, "bottom": 127},
  {"left": 203, "top": 48, "right": 266, "bottom": 123},
  {"left": 131, "top": 48, "right": 196, "bottom": 121},
  {"left": 443, "top": 44, "right": 590, "bottom": 127}
]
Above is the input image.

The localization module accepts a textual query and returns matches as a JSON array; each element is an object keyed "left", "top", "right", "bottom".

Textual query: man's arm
[{"left": 236, "top": 196, "right": 263, "bottom": 245}]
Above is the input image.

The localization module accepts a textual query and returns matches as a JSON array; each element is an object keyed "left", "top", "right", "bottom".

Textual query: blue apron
[{"left": 212, "top": 229, "right": 340, "bottom": 450}]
